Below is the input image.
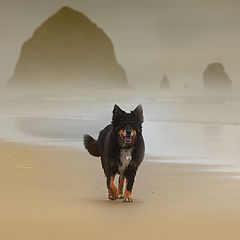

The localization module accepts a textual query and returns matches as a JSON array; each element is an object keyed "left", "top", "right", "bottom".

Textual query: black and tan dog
[{"left": 83, "top": 104, "right": 145, "bottom": 202}]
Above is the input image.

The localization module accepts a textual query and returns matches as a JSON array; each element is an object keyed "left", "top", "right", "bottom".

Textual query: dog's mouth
[
  {"left": 119, "top": 130, "right": 136, "bottom": 144},
  {"left": 121, "top": 134, "right": 133, "bottom": 143}
]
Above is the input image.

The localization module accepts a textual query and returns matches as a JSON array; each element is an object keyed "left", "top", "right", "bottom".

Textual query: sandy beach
[{"left": 0, "top": 141, "right": 240, "bottom": 240}]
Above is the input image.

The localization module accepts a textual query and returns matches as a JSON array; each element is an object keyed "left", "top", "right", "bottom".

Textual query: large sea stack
[
  {"left": 203, "top": 63, "right": 232, "bottom": 90},
  {"left": 9, "top": 7, "right": 127, "bottom": 88}
]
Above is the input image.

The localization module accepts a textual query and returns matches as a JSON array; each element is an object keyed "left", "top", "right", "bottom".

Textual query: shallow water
[{"left": 0, "top": 91, "right": 240, "bottom": 173}]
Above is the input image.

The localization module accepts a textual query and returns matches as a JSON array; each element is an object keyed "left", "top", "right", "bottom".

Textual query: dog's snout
[{"left": 126, "top": 130, "right": 131, "bottom": 136}]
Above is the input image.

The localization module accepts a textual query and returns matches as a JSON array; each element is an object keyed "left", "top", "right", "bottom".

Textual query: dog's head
[{"left": 112, "top": 104, "right": 144, "bottom": 146}]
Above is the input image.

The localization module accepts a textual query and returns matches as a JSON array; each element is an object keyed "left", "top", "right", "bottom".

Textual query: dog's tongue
[{"left": 125, "top": 136, "right": 132, "bottom": 142}]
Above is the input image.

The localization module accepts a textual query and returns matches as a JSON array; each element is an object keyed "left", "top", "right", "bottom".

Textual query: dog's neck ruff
[{"left": 121, "top": 142, "right": 133, "bottom": 149}]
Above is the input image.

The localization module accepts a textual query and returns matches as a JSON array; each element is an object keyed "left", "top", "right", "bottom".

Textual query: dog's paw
[
  {"left": 123, "top": 190, "right": 133, "bottom": 202},
  {"left": 118, "top": 194, "right": 124, "bottom": 199},
  {"left": 108, "top": 194, "right": 118, "bottom": 200},
  {"left": 108, "top": 188, "right": 119, "bottom": 200},
  {"left": 108, "top": 195, "right": 117, "bottom": 201},
  {"left": 123, "top": 197, "right": 133, "bottom": 202}
]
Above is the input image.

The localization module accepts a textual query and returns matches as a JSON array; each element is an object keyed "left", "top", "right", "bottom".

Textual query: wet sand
[{"left": 0, "top": 141, "right": 240, "bottom": 240}]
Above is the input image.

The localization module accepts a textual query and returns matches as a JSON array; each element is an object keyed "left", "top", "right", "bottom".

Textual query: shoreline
[{"left": 3, "top": 138, "right": 240, "bottom": 175}]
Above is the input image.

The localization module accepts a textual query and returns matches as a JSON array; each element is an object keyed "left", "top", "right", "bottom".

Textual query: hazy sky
[{"left": 1, "top": 0, "right": 240, "bottom": 88}]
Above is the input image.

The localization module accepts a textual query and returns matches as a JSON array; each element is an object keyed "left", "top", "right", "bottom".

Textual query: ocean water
[{"left": 0, "top": 90, "right": 240, "bottom": 173}]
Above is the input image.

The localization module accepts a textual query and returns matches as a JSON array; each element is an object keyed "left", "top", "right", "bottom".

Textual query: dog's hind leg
[
  {"left": 118, "top": 176, "right": 124, "bottom": 199},
  {"left": 107, "top": 175, "right": 119, "bottom": 200}
]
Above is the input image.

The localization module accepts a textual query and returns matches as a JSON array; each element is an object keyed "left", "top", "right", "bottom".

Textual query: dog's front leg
[
  {"left": 123, "top": 175, "right": 135, "bottom": 202},
  {"left": 118, "top": 176, "right": 124, "bottom": 199},
  {"left": 106, "top": 175, "right": 119, "bottom": 200}
]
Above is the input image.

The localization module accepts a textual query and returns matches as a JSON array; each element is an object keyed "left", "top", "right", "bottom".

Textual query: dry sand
[{"left": 0, "top": 141, "right": 240, "bottom": 240}]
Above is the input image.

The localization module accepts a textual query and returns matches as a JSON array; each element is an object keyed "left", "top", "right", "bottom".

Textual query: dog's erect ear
[
  {"left": 112, "top": 104, "right": 124, "bottom": 119},
  {"left": 132, "top": 104, "right": 144, "bottom": 123}
]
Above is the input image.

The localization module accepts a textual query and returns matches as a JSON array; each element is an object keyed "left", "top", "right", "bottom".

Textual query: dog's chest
[{"left": 119, "top": 148, "right": 133, "bottom": 176}]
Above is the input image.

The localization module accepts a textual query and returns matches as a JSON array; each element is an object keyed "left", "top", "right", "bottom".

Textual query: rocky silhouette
[
  {"left": 203, "top": 63, "right": 232, "bottom": 90},
  {"left": 160, "top": 75, "right": 171, "bottom": 89},
  {"left": 9, "top": 7, "right": 127, "bottom": 87}
]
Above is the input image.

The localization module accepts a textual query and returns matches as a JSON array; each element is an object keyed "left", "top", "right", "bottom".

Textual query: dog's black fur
[{"left": 83, "top": 104, "right": 145, "bottom": 202}]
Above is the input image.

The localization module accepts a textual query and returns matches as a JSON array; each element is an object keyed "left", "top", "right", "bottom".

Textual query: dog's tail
[{"left": 83, "top": 134, "right": 100, "bottom": 157}]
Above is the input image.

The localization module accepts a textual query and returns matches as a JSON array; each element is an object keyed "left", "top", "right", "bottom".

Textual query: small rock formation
[
  {"left": 160, "top": 75, "right": 171, "bottom": 89},
  {"left": 203, "top": 63, "right": 232, "bottom": 90},
  {"left": 9, "top": 6, "right": 127, "bottom": 88}
]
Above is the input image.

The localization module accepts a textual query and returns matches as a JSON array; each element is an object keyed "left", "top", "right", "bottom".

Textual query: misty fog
[{"left": 0, "top": 1, "right": 240, "bottom": 173}]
